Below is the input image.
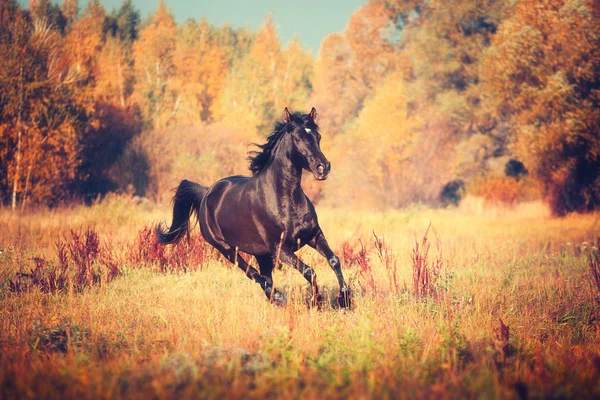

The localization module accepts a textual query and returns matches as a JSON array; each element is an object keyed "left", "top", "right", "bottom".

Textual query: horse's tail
[{"left": 155, "top": 179, "right": 208, "bottom": 245}]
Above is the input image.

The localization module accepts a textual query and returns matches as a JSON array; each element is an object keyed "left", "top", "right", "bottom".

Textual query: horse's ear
[
  {"left": 284, "top": 107, "right": 292, "bottom": 124},
  {"left": 308, "top": 107, "right": 318, "bottom": 121}
]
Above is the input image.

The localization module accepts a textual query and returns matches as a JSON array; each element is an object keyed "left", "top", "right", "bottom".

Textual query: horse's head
[{"left": 285, "top": 107, "right": 331, "bottom": 180}]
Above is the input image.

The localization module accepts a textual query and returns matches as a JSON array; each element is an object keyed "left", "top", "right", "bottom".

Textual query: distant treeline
[{"left": 1, "top": 0, "right": 598, "bottom": 215}]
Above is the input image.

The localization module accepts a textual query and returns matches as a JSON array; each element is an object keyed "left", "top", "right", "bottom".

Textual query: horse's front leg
[
  {"left": 278, "top": 248, "right": 323, "bottom": 308},
  {"left": 309, "top": 230, "right": 351, "bottom": 308}
]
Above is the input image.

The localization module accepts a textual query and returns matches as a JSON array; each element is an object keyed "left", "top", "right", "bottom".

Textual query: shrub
[
  {"left": 130, "top": 226, "right": 218, "bottom": 272},
  {"left": 337, "top": 237, "right": 374, "bottom": 294},
  {"left": 9, "top": 229, "right": 120, "bottom": 293},
  {"left": 589, "top": 238, "right": 600, "bottom": 306},
  {"left": 373, "top": 232, "right": 400, "bottom": 295},
  {"left": 469, "top": 176, "right": 524, "bottom": 206},
  {"left": 411, "top": 224, "right": 443, "bottom": 298},
  {"left": 504, "top": 159, "right": 528, "bottom": 180},
  {"left": 439, "top": 180, "right": 465, "bottom": 207}
]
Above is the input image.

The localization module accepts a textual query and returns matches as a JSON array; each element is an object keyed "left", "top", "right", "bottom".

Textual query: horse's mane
[{"left": 248, "top": 112, "right": 305, "bottom": 174}]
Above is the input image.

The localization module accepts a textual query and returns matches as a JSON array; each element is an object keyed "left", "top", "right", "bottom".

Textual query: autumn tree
[
  {"left": 311, "top": 33, "right": 353, "bottom": 136},
  {"left": 60, "top": 0, "right": 78, "bottom": 29},
  {"left": 132, "top": 0, "right": 177, "bottom": 129},
  {"left": 29, "top": 0, "right": 67, "bottom": 31},
  {"left": 326, "top": 72, "right": 416, "bottom": 207},
  {"left": 312, "top": 3, "right": 397, "bottom": 136},
  {"left": 0, "top": 1, "right": 84, "bottom": 207},
  {"left": 78, "top": 1, "right": 142, "bottom": 199},
  {"left": 214, "top": 24, "right": 254, "bottom": 68},
  {"left": 217, "top": 15, "right": 283, "bottom": 134},
  {"left": 395, "top": 0, "right": 508, "bottom": 145},
  {"left": 279, "top": 37, "right": 313, "bottom": 116},
  {"left": 63, "top": 0, "right": 106, "bottom": 109},
  {"left": 171, "top": 19, "right": 229, "bottom": 123},
  {"left": 482, "top": 0, "right": 600, "bottom": 215}
]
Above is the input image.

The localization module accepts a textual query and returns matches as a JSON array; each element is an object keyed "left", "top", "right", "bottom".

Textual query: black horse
[{"left": 156, "top": 107, "right": 350, "bottom": 308}]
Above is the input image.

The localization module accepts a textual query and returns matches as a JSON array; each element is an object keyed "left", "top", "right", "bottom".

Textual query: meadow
[{"left": 1, "top": 196, "right": 599, "bottom": 399}]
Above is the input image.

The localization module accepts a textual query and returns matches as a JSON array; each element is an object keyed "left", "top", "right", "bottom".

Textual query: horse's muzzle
[{"left": 314, "top": 161, "right": 331, "bottom": 180}]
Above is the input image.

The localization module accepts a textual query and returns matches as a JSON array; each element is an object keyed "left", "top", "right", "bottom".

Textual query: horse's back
[{"left": 199, "top": 175, "right": 271, "bottom": 253}]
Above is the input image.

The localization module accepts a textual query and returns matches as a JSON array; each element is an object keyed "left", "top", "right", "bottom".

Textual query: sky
[{"left": 19, "top": 0, "right": 365, "bottom": 53}]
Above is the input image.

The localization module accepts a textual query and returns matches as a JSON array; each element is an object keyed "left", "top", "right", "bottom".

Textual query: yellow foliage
[
  {"left": 326, "top": 72, "right": 419, "bottom": 208},
  {"left": 469, "top": 176, "right": 525, "bottom": 206}
]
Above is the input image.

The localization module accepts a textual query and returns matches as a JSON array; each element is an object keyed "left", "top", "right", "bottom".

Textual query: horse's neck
[{"left": 262, "top": 143, "right": 304, "bottom": 199}]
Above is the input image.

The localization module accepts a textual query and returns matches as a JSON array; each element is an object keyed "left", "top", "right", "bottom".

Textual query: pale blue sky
[{"left": 19, "top": 0, "right": 365, "bottom": 53}]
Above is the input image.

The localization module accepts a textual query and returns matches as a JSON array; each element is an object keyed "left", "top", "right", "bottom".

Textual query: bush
[
  {"left": 504, "top": 159, "right": 527, "bottom": 180},
  {"left": 130, "top": 226, "right": 218, "bottom": 272},
  {"left": 9, "top": 229, "right": 120, "bottom": 294},
  {"left": 439, "top": 180, "right": 465, "bottom": 207},
  {"left": 469, "top": 176, "right": 524, "bottom": 206},
  {"left": 113, "top": 122, "right": 259, "bottom": 203}
]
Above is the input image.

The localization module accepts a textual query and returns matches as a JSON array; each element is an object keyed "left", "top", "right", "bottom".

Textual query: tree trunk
[
  {"left": 11, "top": 67, "right": 24, "bottom": 211},
  {"left": 21, "top": 136, "right": 47, "bottom": 210},
  {"left": 21, "top": 158, "right": 33, "bottom": 210},
  {"left": 11, "top": 128, "right": 21, "bottom": 210},
  {"left": 118, "top": 61, "right": 125, "bottom": 108}
]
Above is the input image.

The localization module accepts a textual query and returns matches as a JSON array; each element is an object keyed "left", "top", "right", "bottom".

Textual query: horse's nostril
[{"left": 317, "top": 164, "right": 325, "bottom": 174}]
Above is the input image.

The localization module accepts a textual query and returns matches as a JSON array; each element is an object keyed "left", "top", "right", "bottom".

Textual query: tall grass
[
  {"left": 9, "top": 229, "right": 119, "bottom": 294},
  {"left": 1, "top": 199, "right": 599, "bottom": 398},
  {"left": 410, "top": 224, "right": 443, "bottom": 298}
]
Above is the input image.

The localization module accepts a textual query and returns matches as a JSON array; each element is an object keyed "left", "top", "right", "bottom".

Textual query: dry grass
[{"left": 1, "top": 197, "right": 600, "bottom": 399}]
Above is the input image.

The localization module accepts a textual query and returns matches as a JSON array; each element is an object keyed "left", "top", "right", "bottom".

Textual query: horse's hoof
[
  {"left": 271, "top": 289, "right": 288, "bottom": 307},
  {"left": 336, "top": 288, "right": 352, "bottom": 309}
]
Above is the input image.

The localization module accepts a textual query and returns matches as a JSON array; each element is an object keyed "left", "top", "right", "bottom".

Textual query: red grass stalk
[
  {"left": 10, "top": 228, "right": 120, "bottom": 293},
  {"left": 589, "top": 238, "right": 600, "bottom": 303},
  {"left": 373, "top": 232, "right": 400, "bottom": 295},
  {"left": 338, "top": 237, "right": 374, "bottom": 293},
  {"left": 131, "top": 226, "right": 218, "bottom": 273},
  {"left": 411, "top": 223, "right": 443, "bottom": 298}
]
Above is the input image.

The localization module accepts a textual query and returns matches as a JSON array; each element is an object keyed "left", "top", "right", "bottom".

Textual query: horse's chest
[{"left": 288, "top": 213, "right": 316, "bottom": 242}]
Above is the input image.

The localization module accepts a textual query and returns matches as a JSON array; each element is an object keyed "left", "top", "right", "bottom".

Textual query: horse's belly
[{"left": 218, "top": 217, "right": 270, "bottom": 255}]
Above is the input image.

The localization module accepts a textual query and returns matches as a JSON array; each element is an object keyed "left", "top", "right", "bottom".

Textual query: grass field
[{"left": 1, "top": 196, "right": 599, "bottom": 399}]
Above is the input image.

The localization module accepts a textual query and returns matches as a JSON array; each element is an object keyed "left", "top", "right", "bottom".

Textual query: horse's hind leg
[
  {"left": 213, "top": 244, "right": 287, "bottom": 306},
  {"left": 255, "top": 254, "right": 274, "bottom": 286},
  {"left": 278, "top": 249, "right": 323, "bottom": 308},
  {"left": 255, "top": 254, "right": 289, "bottom": 305}
]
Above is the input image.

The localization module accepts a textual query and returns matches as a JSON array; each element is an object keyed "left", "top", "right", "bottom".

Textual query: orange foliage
[
  {"left": 132, "top": 1, "right": 177, "bottom": 129},
  {"left": 1, "top": 0, "right": 599, "bottom": 214},
  {"left": 482, "top": 0, "right": 600, "bottom": 214},
  {"left": 312, "top": 3, "right": 396, "bottom": 136},
  {"left": 469, "top": 177, "right": 524, "bottom": 206},
  {"left": 172, "top": 21, "right": 228, "bottom": 123}
]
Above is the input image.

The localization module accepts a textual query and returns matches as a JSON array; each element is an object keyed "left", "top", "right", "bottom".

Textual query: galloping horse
[{"left": 156, "top": 107, "right": 350, "bottom": 308}]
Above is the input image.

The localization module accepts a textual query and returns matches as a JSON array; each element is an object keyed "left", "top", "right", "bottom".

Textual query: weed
[
  {"left": 373, "top": 232, "right": 401, "bottom": 295},
  {"left": 589, "top": 238, "right": 600, "bottom": 305},
  {"left": 340, "top": 238, "right": 375, "bottom": 294},
  {"left": 493, "top": 318, "right": 511, "bottom": 365},
  {"left": 9, "top": 228, "right": 120, "bottom": 293},
  {"left": 130, "top": 226, "right": 217, "bottom": 272},
  {"left": 29, "top": 320, "right": 88, "bottom": 354},
  {"left": 411, "top": 224, "right": 443, "bottom": 298}
]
